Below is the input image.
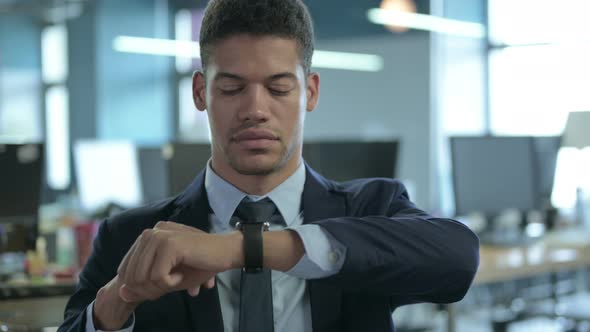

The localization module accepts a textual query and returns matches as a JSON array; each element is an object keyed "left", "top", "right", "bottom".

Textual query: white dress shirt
[{"left": 85, "top": 161, "right": 346, "bottom": 332}]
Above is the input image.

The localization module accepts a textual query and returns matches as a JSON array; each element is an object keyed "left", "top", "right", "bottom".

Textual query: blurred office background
[{"left": 1, "top": 0, "right": 590, "bottom": 331}]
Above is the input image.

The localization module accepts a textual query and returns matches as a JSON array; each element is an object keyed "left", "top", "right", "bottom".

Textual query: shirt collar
[{"left": 205, "top": 160, "right": 306, "bottom": 229}]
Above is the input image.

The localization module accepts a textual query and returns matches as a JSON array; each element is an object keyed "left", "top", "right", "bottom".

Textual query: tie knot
[{"left": 233, "top": 198, "right": 278, "bottom": 224}]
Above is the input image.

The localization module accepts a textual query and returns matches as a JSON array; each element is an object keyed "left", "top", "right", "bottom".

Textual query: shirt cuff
[
  {"left": 85, "top": 300, "right": 135, "bottom": 332},
  {"left": 286, "top": 224, "right": 347, "bottom": 279}
]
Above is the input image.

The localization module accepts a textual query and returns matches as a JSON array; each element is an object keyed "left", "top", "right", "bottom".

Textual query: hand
[
  {"left": 93, "top": 275, "right": 138, "bottom": 330},
  {"left": 117, "top": 221, "right": 242, "bottom": 303}
]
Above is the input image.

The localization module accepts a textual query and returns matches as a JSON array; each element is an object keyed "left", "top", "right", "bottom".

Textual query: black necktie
[{"left": 232, "top": 198, "right": 277, "bottom": 332}]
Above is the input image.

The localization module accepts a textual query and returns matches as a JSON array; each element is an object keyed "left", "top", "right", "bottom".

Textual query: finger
[
  {"left": 175, "top": 268, "right": 216, "bottom": 294},
  {"left": 117, "top": 237, "right": 141, "bottom": 277},
  {"left": 186, "top": 273, "right": 216, "bottom": 297},
  {"left": 155, "top": 221, "right": 202, "bottom": 233},
  {"left": 188, "top": 286, "right": 200, "bottom": 297},
  {"left": 120, "top": 280, "right": 166, "bottom": 303},
  {"left": 134, "top": 231, "right": 161, "bottom": 285},
  {"left": 119, "top": 284, "right": 143, "bottom": 303},
  {"left": 149, "top": 252, "right": 185, "bottom": 291},
  {"left": 154, "top": 221, "right": 179, "bottom": 230},
  {"left": 204, "top": 277, "right": 215, "bottom": 289},
  {"left": 126, "top": 230, "right": 154, "bottom": 285},
  {"left": 150, "top": 244, "right": 182, "bottom": 289}
]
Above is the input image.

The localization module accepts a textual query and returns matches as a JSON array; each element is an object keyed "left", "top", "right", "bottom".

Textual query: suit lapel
[
  {"left": 302, "top": 165, "right": 346, "bottom": 332},
  {"left": 165, "top": 165, "right": 346, "bottom": 332},
  {"left": 168, "top": 170, "right": 224, "bottom": 332}
]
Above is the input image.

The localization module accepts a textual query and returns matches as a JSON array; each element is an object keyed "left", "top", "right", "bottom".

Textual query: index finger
[
  {"left": 154, "top": 221, "right": 202, "bottom": 233},
  {"left": 117, "top": 234, "right": 142, "bottom": 277}
]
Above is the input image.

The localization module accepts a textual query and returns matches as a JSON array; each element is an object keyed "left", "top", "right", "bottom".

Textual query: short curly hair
[{"left": 199, "top": 0, "right": 315, "bottom": 74}]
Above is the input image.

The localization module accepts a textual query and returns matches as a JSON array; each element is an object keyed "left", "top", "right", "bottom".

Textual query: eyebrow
[
  {"left": 214, "top": 72, "right": 245, "bottom": 82},
  {"left": 266, "top": 72, "right": 298, "bottom": 83},
  {"left": 213, "top": 72, "right": 298, "bottom": 83}
]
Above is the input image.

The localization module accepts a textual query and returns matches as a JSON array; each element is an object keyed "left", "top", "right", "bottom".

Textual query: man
[{"left": 59, "top": 0, "right": 479, "bottom": 331}]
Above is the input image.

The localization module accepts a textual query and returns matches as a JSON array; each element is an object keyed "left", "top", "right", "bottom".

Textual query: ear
[
  {"left": 192, "top": 71, "right": 207, "bottom": 111},
  {"left": 306, "top": 72, "right": 320, "bottom": 113}
]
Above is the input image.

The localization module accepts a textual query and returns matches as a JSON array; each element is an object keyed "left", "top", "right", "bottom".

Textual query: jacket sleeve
[
  {"left": 314, "top": 180, "right": 480, "bottom": 305},
  {"left": 58, "top": 219, "right": 125, "bottom": 332}
]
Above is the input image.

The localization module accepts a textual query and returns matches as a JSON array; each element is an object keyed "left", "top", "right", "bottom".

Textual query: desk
[
  {"left": 0, "top": 296, "right": 70, "bottom": 330},
  {"left": 0, "top": 278, "right": 76, "bottom": 330},
  {"left": 447, "top": 235, "right": 590, "bottom": 332},
  {"left": 475, "top": 243, "right": 590, "bottom": 285},
  {"left": 0, "top": 278, "right": 76, "bottom": 300}
]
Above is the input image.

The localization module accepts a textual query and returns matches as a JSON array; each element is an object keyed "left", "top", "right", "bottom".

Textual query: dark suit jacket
[{"left": 58, "top": 165, "right": 479, "bottom": 332}]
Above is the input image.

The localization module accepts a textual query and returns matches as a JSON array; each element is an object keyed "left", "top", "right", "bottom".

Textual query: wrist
[
  {"left": 93, "top": 276, "right": 137, "bottom": 330},
  {"left": 264, "top": 230, "right": 305, "bottom": 272},
  {"left": 227, "top": 230, "right": 244, "bottom": 269}
]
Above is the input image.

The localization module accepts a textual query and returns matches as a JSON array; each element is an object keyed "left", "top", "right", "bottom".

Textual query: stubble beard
[{"left": 226, "top": 139, "right": 295, "bottom": 176}]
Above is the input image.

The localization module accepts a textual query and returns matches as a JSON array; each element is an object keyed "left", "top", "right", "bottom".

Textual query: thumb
[
  {"left": 119, "top": 284, "right": 140, "bottom": 303},
  {"left": 166, "top": 272, "right": 184, "bottom": 287}
]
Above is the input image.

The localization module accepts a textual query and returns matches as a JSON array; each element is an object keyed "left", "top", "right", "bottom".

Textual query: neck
[{"left": 210, "top": 155, "right": 301, "bottom": 196}]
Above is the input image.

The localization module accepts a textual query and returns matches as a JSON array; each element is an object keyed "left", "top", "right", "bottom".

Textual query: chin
[
  {"left": 229, "top": 153, "right": 286, "bottom": 176},
  {"left": 233, "top": 159, "right": 281, "bottom": 176}
]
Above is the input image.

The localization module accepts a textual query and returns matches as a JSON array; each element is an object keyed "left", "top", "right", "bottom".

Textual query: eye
[
  {"left": 268, "top": 88, "right": 290, "bottom": 96},
  {"left": 268, "top": 83, "right": 294, "bottom": 96},
  {"left": 219, "top": 86, "right": 244, "bottom": 95}
]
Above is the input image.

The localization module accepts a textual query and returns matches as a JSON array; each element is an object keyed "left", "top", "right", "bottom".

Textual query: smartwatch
[{"left": 235, "top": 221, "right": 270, "bottom": 273}]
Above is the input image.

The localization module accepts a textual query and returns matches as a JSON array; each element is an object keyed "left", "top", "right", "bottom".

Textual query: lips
[
  {"left": 231, "top": 129, "right": 279, "bottom": 150},
  {"left": 232, "top": 129, "right": 278, "bottom": 142}
]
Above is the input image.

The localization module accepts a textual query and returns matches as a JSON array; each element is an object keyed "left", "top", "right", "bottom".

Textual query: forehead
[{"left": 206, "top": 34, "right": 302, "bottom": 79}]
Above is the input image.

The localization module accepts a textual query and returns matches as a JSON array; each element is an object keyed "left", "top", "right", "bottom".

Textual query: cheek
[
  {"left": 207, "top": 99, "right": 233, "bottom": 132},
  {"left": 277, "top": 108, "right": 304, "bottom": 139}
]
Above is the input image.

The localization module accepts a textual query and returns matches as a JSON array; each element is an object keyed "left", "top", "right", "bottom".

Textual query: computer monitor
[
  {"left": 164, "top": 143, "right": 211, "bottom": 195},
  {"left": 74, "top": 141, "right": 143, "bottom": 214},
  {"left": 302, "top": 140, "right": 398, "bottom": 182},
  {"left": 0, "top": 144, "right": 44, "bottom": 218},
  {"left": 450, "top": 136, "right": 538, "bottom": 217},
  {"left": 0, "top": 143, "right": 44, "bottom": 252},
  {"left": 531, "top": 136, "right": 561, "bottom": 209},
  {"left": 137, "top": 147, "right": 169, "bottom": 203}
]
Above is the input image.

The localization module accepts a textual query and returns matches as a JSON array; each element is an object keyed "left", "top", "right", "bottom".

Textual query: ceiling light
[
  {"left": 113, "top": 36, "right": 384, "bottom": 72},
  {"left": 367, "top": 8, "right": 486, "bottom": 38}
]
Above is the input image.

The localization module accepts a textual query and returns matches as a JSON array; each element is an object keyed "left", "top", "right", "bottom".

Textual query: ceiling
[{"left": 0, "top": 0, "right": 92, "bottom": 21}]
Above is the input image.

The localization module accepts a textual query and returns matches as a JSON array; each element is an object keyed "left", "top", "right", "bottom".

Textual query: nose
[{"left": 238, "top": 84, "right": 269, "bottom": 123}]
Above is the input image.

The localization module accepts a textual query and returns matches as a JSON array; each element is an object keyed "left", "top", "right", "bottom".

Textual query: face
[{"left": 193, "top": 35, "right": 319, "bottom": 177}]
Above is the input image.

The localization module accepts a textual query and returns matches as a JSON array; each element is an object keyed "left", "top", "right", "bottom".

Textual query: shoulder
[
  {"left": 322, "top": 177, "right": 411, "bottom": 215},
  {"left": 327, "top": 177, "right": 408, "bottom": 200},
  {"left": 100, "top": 197, "right": 180, "bottom": 244}
]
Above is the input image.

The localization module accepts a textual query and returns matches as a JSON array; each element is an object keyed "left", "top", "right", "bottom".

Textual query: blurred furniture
[
  {"left": 0, "top": 143, "right": 45, "bottom": 253},
  {"left": 0, "top": 278, "right": 76, "bottom": 330},
  {"left": 0, "top": 296, "right": 69, "bottom": 331},
  {"left": 475, "top": 238, "right": 590, "bottom": 285},
  {"left": 561, "top": 111, "right": 590, "bottom": 227},
  {"left": 302, "top": 140, "right": 399, "bottom": 181},
  {"left": 446, "top": 229, "right": 590, "bottom": 332},
  {"left": 450, "top": 136, "right": 561, "bottom": 245}
]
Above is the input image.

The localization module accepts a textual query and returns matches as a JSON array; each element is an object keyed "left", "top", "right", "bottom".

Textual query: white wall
[{"left": 305, "top": 33, "right": 435, "bottom": 210}]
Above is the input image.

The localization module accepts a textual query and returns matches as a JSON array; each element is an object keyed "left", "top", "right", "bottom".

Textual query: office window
[
  {"left": 488, "top": 1, "right": 590, "bottom": 209},
  {"left": 42, "top": 25, "right": 68, "bottom": 84},
  {"left": 174, "top": 8, "right": 209, "bottom": 142},
  {"left": 178, "top": 77, "right": 210, "bottom": 142},
  {"left": 489, "top": 44, "right": 590, "bottom": 136},
  {"left": 488, "top": 0, "right": 590, "bottom": 46},
  {"left": 0, "top": 69, "right": 42, "bottom": 141},
  {"left": 42, "top": 24, "right": 71, "bottom": 190},
  {"left": 45, "top": 85, "right": 70, "bottom": 190}
]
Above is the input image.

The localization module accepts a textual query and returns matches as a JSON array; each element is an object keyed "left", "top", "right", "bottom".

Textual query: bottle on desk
[{"left": 25, "top": 237, "right": 48, "bottom": 278}]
